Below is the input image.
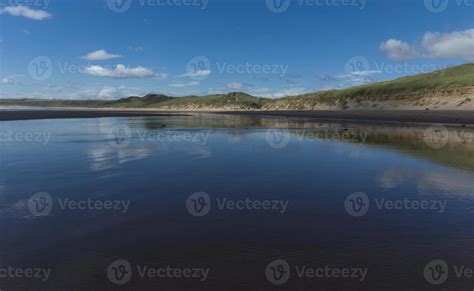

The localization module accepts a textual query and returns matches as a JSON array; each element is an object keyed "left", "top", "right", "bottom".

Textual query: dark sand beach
[
  {"left": 1, "top": 109, "right": 474, "bottom": 125},
  {"left": 223, "top": 110, "right": 474, "bottom": 125},
  {"left": 0, "top": 110, "right": 187, "bottom": 121}
]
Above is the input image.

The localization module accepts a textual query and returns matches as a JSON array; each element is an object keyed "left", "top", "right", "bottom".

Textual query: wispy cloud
[
  {"left": 379, "top": 28, "right": 474, "bottom": 61},
  {"left": 179, "top": 70, "right": 211, "bottom": 78},
  {"left": 225, "top": 82, "right": 254, "bottom": 90},
  {"left": 318, "top": 70, "right": 382, "bottom": 88},
  {"left": 168, "top": 81, "right": 199, "bottom": 88},
  {"left": 2, "top": 77, "right": 15, "bottom": 84},
  {"left": 84, "top": 64, "right": 167, "bottom": 79},
  {"left": 0, "top": 5, "right": 51, "bottom": 20},
  {"left": 128, "top": 46, "right": 144, "bottom": 52},
  {"left": 82, "top": 49, "right": 121, "bottom": 61}
]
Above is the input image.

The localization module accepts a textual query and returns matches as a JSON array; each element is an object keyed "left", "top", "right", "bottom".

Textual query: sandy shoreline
[
  {"left": 1, "top": 109, "right": 474, "bottom": 125},
  {"left": 221, "top": 110, "right": 474, "bottom": 125},
  {"left": 0, "top": 110, "right": 188, "bottom": 121}
]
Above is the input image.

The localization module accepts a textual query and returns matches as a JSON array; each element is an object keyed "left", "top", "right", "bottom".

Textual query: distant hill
[{"left": 1, "top": 64, "right": 473, "bottom": 111}]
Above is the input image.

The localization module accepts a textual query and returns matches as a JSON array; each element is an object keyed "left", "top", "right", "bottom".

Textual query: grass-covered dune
[
  {"left": 267, "top": 63, "right": 474, "bottom": 110},
  {"left": 1, "top": 64, "right": 473, "bottom": 111}
]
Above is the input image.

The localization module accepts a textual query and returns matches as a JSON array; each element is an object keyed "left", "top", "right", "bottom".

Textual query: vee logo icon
[
  {"left": 186, "top": 192, "right": 211, "bottom": 216},
  {"left": 344, "top": 192, "right": 370, "bottom": 217},
  {"left": 28, "top": 192, "right": 53, "bottom": 216},
  {"left": 265, "top": 259, "right": 291, "bottom": 285},
  {"left": 424, "top": 259, "right": 449, "bottom": 285},
  {"left": 107, "top": 259, "right": 132, "bottom": 285}
]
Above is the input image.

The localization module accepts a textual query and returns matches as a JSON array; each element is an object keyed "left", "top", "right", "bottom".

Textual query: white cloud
[
  {"left": 82, "top": 49, "right": 121, "bottom": 61},
  {"left": 248, "top": 86, "right": 309, "bottom": 98},
  {"left": 97, "top": 86, "right": 135, "bottom": 99},
  {"left": 379, "top": 39, "right": 417, "bottom": 61},
  {"left": 421, "top": 29, "right": 474, "bottom": 61},
  {"left": 2, "top": 77, "right": 15, "bottom": 84},
  {"left": 84, "top": 64, "right": 167, "bottom": 79},
  {"left": 168, "top": 81, "right": 199, "bottom": 88},
  {"left": 379, "top": 28, "right": 474, "bottom": 61},
  {"left": 179, "top": 70, "right": 211, "bottom": 78},
  {"left": 0, "top": 5, "right": 51, "bottom": 20}
]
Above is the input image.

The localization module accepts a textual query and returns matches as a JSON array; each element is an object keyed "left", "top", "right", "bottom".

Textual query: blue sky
[{"left": 0, "top": 0, "right": 473, "bottom": 99}]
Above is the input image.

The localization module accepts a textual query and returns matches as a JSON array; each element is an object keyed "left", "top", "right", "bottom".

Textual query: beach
[{"left": 1, "top": 109, "right": 474, "bottom": 125}]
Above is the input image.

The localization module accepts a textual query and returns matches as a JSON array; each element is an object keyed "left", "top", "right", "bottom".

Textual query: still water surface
[{"left": 0, "top": 114, "right": 473, "bottom": 289}]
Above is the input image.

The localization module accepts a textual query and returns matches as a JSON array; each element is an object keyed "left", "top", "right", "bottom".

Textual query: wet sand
[
  {"left": 1, "top": 109, "right": 474, "bottom": 125},
  {"left": 222, "top": 110, "right": 474, "bottom": 125},
  {"left": 0, "top": 110, "right": 187, "bottom": 121}
]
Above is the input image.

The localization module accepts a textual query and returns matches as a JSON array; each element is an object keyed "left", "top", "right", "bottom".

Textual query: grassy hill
[
  {"left": 155, "top": 92, "right": 270, "bottom": 110},
  {"left": 267, "top": 63, "right": 474, "bottom": 109},
  {"left": 1, "top": 64, "right": 473, "bottom": 110}
]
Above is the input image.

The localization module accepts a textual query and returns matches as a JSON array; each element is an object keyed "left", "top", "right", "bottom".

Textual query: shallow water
[{"left": 0, "top": 114, "right": 473, "bottom": 290}]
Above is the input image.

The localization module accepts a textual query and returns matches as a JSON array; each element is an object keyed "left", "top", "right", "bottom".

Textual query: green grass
[
  {"left": 277, "top": 63, "right": 474, "bottom": 104},
  {"left": 1, "top": 64, "right": 473, "bottom": 109},
  {"left": 155, "top": 92, "right": 270, "bottom": 109}
]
